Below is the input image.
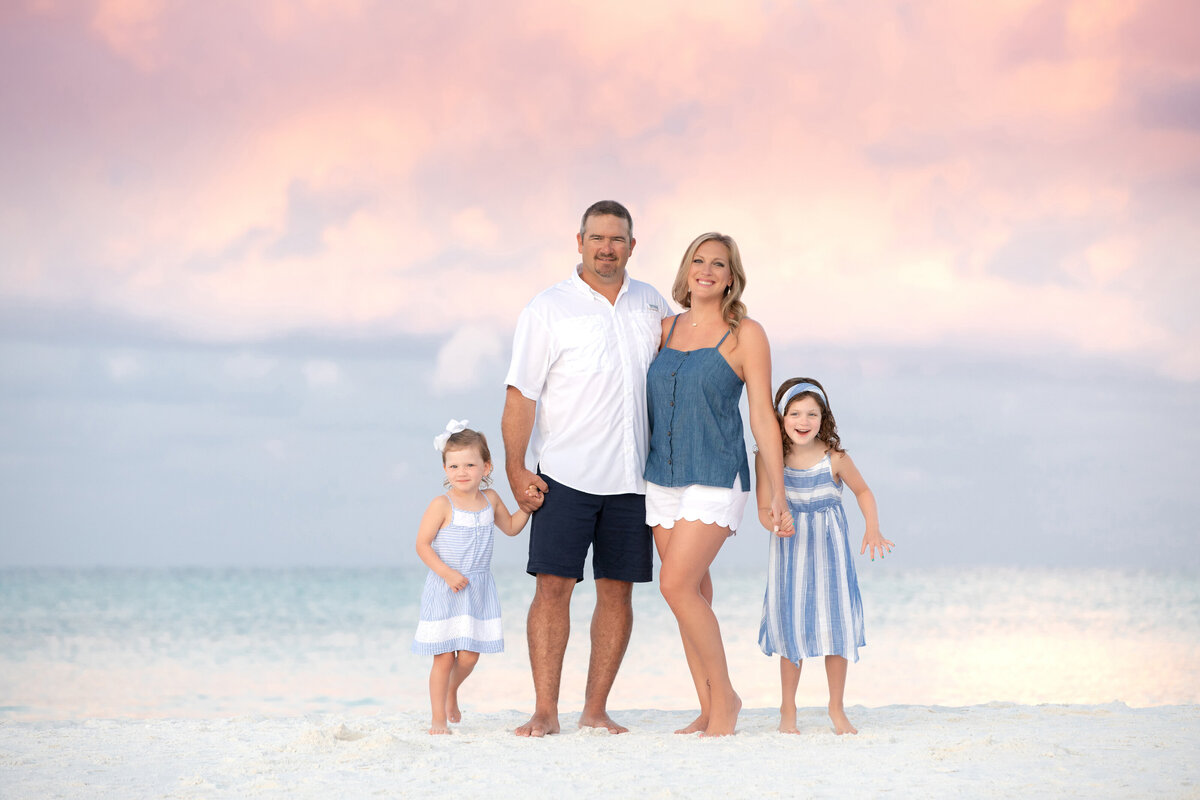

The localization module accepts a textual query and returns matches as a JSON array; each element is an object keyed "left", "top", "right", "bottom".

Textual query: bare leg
[
  {"left": 428, "top": 652, "right": 455, "bottom": 734},
  {"left": 578, "top": 578, "right": 633, "bottom": 733},
  {"left": 515, "top": 574, "right": 575, "bottom": 737},
  {"left": 825, "top": 655, "right": 857, "bottom": 735},
  {"left": 779, "top": 657, "right": 802, "bottom": 733},
  {"left": 445, "top": 650, "right": 479, "bottom": 723},
  {"left": 658, "top": 519, "right": 740, "bottom": 737},
  {"left": 654, "top": 524, "right": 713, "bottom": 734}
]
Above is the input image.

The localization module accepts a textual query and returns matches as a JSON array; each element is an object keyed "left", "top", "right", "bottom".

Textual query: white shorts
[{"left": 644, "top": 475, "right": 749, "bottom": 534}]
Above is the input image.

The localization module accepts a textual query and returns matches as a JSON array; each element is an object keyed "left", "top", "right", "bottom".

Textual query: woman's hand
[{"left": 771, "top": 493, "right": 794, "bottom": 538}]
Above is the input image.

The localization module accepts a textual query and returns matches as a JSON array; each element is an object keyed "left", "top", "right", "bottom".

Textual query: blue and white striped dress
[
  {"left": 758, "top": 454, "right": 866, "bottom": 663},
  {"left": 411, "top": 495, "right": 503, "bottom": 655}
]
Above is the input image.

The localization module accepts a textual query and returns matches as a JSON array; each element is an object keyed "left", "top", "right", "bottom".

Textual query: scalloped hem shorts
[{"left": 644, "top": 475, "right": 749, "bottom": 535}]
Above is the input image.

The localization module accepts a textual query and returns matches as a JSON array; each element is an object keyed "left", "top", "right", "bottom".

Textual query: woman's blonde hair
[{"left": 670, "top": 232, "right": 747, "bottom": 329}]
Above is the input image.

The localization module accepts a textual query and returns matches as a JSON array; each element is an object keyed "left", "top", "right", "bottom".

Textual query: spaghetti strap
[
  {"left": 445, "top": 492, "right": 484, "bottom": 513},
  {"left": 664, "top": 314, "right": 681, "bottom": 346},
  {"left": 716, "top": 328, "right": 731, "bottom": 348}
]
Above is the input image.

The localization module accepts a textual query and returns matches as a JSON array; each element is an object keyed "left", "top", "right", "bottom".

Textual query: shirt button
[
  {"left": 669, "top": 401, "right": 674, "bottom": 406},
  {"left": 667, "top": 431, "right": 672, "bottom": 437}
]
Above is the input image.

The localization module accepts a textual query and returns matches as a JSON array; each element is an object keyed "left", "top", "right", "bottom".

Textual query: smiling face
[
  {"left": 577, "top": 213, "right": 635, "bottom": 289},
  {"left": 782, "top": 394, "right": 823, "bottom": 448},
  {"left": 442, "top": 444, "right": 491, "bottom": 493},
  {"left": 688, "top": 239, "right": 733, "bottom": 299}
]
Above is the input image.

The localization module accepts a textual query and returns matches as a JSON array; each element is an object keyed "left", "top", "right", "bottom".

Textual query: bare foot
[
  {"left": 446, "top": 693, "right": 461, "bottom": 724},
  {"left": 675, "top": 713, "right": 707, "bottom": 735},
  {"left": 514, "top": 711, "right": 560, "bottom": 737},
  {"left": 778, "top": 705, "right": 799, "bottom": 734},
  {"left": 428, "top": 724, "right": 451, "bottom": 735},
  {"left": 829, "top": 705, "right": 858, "bottom": 735},
  {"left": 701, "top": 691, "right": 741, "bottom": 738},
  {"left": 578, "top": 711, "right": 628, "bottom": 734}
]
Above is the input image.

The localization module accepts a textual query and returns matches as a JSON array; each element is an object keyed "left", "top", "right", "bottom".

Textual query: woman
[{"left": 644, "top": 232, "right": 790, "bottom": 737}]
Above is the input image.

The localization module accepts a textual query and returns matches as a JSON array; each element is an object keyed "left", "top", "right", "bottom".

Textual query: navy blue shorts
[{"left": 527, "top": 473, "right": 652, "bottom": 583}]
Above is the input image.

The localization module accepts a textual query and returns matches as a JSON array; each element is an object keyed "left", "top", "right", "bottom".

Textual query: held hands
[
  {"left": 508, "top": 465, "right": 548, "bottom": 514},
  {"left": 771, "top": 493, "right": 795, "bottom": 538},
  {"left": 860, "top": 529, "right": 895, "bottom": 561},
  {"left": 442, "top": 569, "right": 469, "bottom": 592}
]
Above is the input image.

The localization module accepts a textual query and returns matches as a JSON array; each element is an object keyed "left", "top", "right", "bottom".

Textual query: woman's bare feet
[
  {"left": 675, "top": 713, "right": 707, "bottom": 734},
  {"left": 829, "top": 704, "right": 858, "bottom": 735},
  {"left": 514, "top": 711, "right": 561, "bottom": 737},
  {"left": 700, "top": 691, "right": 741, "bottom": 737},
  {"left": 428, "top": 722, "right": 451, "bottom": 735},
  {"left": 778, "top": 705, "right": 799, "bottom": 734}
]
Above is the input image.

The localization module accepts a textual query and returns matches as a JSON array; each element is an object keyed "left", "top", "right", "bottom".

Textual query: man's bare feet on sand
[
  {"left": 675, "top": 714, "right": 707, "bottom": 734},
  {"left": 829, "top": 705, "right": 858, "bottom": 735},
  {"left": 514, "top": 712, "right": 561, "bottom": 737},
  {"left": 700, "top": 692, "right": 741, "bottom": 738},
  {"left": 778, "top": 706, "right": 800, "bottom": 734},
  {"left": 578, "top": 711, "right": 628, "bottom": 734},
  {"left": 446, "top": 694, "right": 461, "bottom": 724}
]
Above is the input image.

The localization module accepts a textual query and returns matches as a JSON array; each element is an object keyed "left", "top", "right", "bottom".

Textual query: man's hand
[{"left": 509, "top": 465, "right": 549, "bottom": 513}]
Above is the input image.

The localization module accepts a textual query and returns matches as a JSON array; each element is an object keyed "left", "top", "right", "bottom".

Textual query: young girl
[
  {"left": 755, "top": 379, "right": 893, "bottom": 736},
  {"left": 412, "top": 420, "right": 529, "bottom": 735}
]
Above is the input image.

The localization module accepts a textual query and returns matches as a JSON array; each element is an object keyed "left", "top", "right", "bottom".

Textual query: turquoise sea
[{"left": 2, "top": 566, "right": 1197, "bottom": 720}]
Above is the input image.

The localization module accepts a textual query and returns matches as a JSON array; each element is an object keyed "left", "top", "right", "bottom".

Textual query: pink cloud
[{"left": 1, "top": 0, "right": 1196, "bottom": 376}]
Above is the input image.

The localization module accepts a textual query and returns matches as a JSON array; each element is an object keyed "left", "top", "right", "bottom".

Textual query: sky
[{"left": 1, "top": 0, "right": 1197, "bottom": 571}]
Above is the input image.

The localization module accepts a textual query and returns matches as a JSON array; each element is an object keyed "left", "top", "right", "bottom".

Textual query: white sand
[{"left": 2, "top": 704, "right": 1197, "bottom": 798}]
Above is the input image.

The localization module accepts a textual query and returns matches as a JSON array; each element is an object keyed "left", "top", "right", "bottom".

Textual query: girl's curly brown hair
[{"left": 774, "top": 377, "right": 844, "bottom": 458}]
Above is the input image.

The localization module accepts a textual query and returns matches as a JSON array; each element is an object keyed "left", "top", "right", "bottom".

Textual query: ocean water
[{"left": 1, "top": 566, "right": 1197, "bottom": 721}]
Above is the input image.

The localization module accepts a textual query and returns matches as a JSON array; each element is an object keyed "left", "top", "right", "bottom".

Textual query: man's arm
[{"left": 502, "top": 385, "right": 549, "bottom": 513}]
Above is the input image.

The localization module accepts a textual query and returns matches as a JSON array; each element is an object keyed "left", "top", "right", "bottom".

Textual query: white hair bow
[{"left": 433, "top": 419, "right": 470, "bottom": 452}]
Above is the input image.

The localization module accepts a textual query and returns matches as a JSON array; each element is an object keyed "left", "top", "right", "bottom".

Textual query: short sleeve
[{"left": 504, "top": 305, "right": 552, "bottom": 401}]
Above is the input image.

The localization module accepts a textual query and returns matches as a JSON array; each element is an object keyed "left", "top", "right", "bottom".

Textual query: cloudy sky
[{"left": 1, "top": 0, "right": 1197, "bottom": 570}]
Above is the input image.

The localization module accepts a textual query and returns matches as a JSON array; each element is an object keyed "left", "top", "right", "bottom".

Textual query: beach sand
[{"left": 3, "top": 704, "right": 1197, "bottom": 798}]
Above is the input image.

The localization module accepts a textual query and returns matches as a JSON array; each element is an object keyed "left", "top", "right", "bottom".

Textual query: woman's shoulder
[
  {"left": 724, "top": 316, "right": 767, "bottom": 356},
  {"left": 730, "top": 315, "right": 766, "bottom": 340}
]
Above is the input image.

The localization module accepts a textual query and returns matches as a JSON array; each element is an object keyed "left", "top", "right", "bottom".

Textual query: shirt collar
[{"left": 571, "top": 263, "right": 631, "bottom": 302}]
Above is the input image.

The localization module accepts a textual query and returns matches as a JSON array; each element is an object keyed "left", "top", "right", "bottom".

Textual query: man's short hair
[{"left": 579, "top": 200, "right": 633, "bottom": 237}]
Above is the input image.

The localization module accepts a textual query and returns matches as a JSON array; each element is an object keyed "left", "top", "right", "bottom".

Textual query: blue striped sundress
[
  {"left": 758, "top": 454, "right": 866, "bottom": 664},
  {"left": 411, "top": 495, "right": 504, "bottom": 655}
]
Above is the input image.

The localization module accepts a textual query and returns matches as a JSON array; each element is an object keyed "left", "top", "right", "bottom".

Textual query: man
[{"left": 503, "top": 200, "right": 668, "bottom": 736}]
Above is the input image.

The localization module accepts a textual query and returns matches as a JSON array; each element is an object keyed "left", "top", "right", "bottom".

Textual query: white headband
[
  {"left": 777, "top": 383, "right": 826, "bottom": 415},
  {"left": 433, "top": 419, "right": 469, "bottom": 452}
]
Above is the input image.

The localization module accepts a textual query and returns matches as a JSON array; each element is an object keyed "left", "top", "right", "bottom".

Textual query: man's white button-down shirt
[{"left": 505, "top": 265, "right": 670, "bottom": 495}]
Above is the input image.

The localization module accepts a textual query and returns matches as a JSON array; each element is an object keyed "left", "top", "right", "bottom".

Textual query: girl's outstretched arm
[
  {"left": 484, "top": 488, "right": 530, "bottom": 537},
  {"left": 755, "top": 451, "right": 793, "bottom": 537},
  {"left": 415, "top": 496, "right": 468, "bottom": 591},
  {"left": 831, "top": 452, "right": 894, "bottom": 560}
]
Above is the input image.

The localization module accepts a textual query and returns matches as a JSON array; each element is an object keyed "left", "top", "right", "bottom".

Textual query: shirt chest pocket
[
  {"left": 630, "top": 310, "right": 663, "bottom": 369},
  {"left": 553, "top": 316, "right": 610, "bottom": 374}
]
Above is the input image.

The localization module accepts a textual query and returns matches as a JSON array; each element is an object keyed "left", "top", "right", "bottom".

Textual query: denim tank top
[{"left": 643, "top": 316, "right": 752, "bottom": 490}]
